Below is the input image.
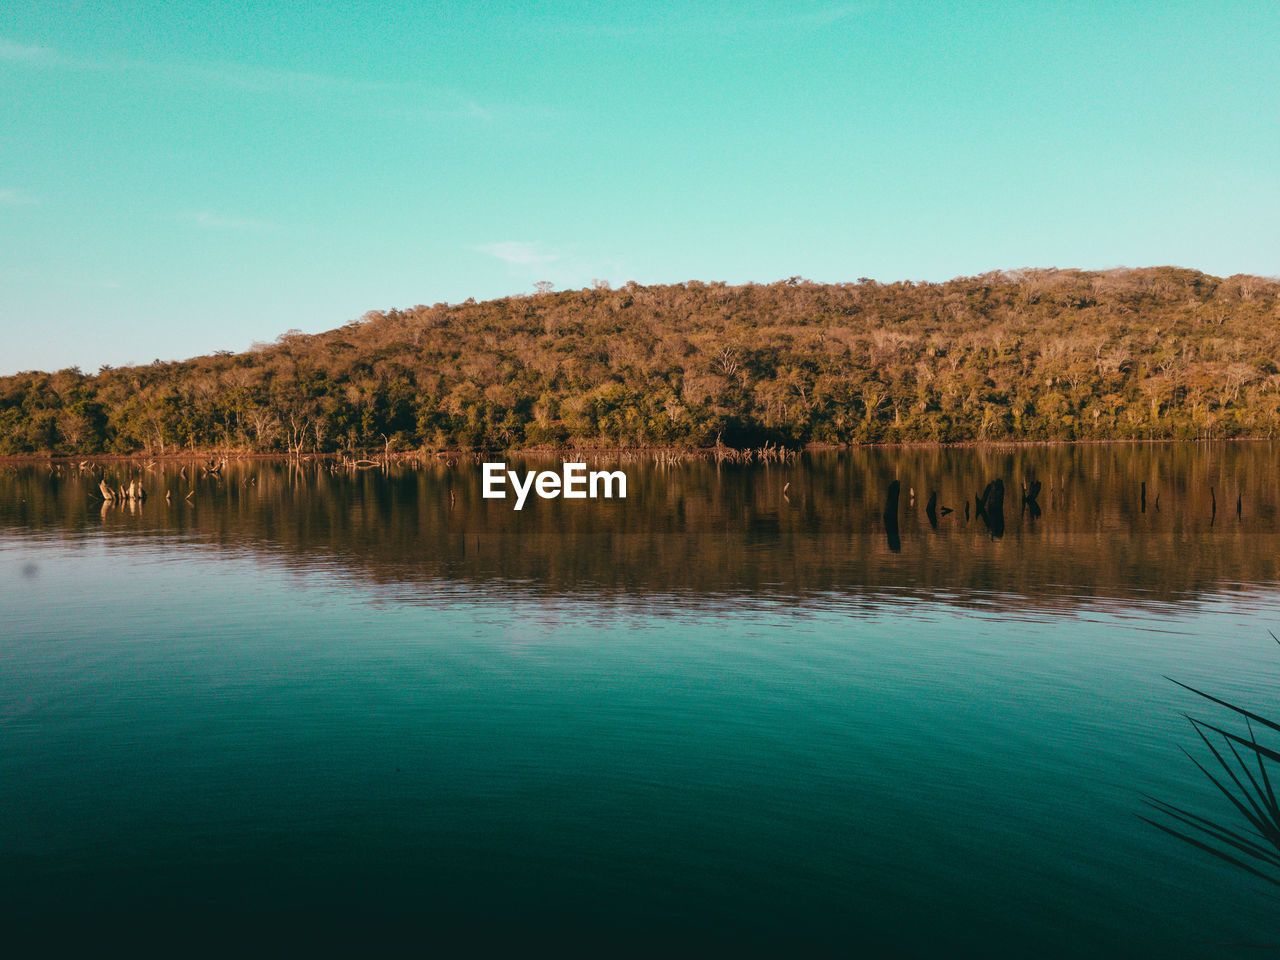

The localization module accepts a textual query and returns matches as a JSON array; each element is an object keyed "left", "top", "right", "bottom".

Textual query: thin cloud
[
  {"left": 191, "top": 210, "right": 277, "bottom": 232},
  {"left": 68, "top": 279, "right": 123, "bottom": 289},
  {"left": 787, "top": 4, "right": 862, "bottom": 28},
  {"left": 0, "top": 35, "right": 491, "bottom": 115},
  {"left": 0, "top": 38, "right": 54, "bottom": 62},
  {"left": 456, "top": 95, "right": 493, "bottom": 121},
  {"left": 380, "top": 90, "right": 495, "bottom": 122},
  {"left": 473, "top": 241, "right": 630, "bottom": 294},
  {"left": 474, "top": 241, "right": 561, "bottom": 266},
  {"left": 0, "top": 188, "right": 38, "bottom": 206},
  {"left": 0, "top": 34, "right": 364, "bottom": 92},
  {"left": 437, "top": 91, "right": 493, "bottom": 121},
  {"left": 156, "top": 59, "right": 392, "bottom": 97},
  {"left": 559, "top": 4, "right": 861, "bottom": 40}
]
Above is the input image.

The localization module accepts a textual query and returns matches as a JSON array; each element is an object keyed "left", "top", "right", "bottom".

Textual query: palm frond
[{"left": 1149, "top": 663, "right": 1280, "bottom": 887}]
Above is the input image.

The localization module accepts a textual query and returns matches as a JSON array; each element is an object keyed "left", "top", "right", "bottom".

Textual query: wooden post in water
[
  {"left": 1141, "top": 481, "right": 1146, "bottom": 513},
  {"left": 1022, "top": 479, "right": 1042, "bottom": 520},
  {"left": 883, "top": 480, "right": 902, "bottom": 553},
  {"left": 979, "top": 478, "right": 1006, "bottom": 538},
  {"left": 883, "top": 480, "right": 901, "bottom": 521}
]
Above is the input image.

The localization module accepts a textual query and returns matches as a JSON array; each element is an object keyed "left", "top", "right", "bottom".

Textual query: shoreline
[{"left": 1, "top": 435, "right": 1275, "bottom": 467}]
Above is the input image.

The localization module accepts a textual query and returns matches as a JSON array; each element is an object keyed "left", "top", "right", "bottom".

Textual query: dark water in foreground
[{"left": 4, "top": 443, "right": 1280, "bottom": 955}]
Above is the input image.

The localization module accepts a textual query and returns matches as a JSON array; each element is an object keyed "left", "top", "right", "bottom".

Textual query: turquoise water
[{"left": 4, "top": 447, "right": 1280, "bottom": 955}]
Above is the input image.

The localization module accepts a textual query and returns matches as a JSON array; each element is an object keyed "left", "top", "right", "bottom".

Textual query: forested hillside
[{"left": 4, "top": 267, "right": 1279, "bottom": 455}]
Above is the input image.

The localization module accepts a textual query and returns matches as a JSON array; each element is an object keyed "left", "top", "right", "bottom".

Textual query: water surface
[{"left": 4, "top": 443, "right": 1280, "bottom": 955}]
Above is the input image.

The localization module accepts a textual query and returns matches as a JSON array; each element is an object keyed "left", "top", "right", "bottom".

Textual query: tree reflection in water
[{"left": 4, "top": 441, "right": 1280, "bottom": 612}]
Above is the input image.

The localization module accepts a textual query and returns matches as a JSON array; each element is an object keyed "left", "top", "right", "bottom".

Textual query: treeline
[{"left": 3, "top": 267, "right": 1280, "bottom": 455}]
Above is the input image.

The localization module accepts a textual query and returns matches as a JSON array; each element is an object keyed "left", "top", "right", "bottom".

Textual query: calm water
[{"left": 4, "top": 443, "right": 1280, "bottom": 955}]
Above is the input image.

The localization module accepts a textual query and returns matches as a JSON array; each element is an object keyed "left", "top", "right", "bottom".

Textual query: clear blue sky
[{"left": 2, "top": 1, "right": 1277, "bottom": 374}]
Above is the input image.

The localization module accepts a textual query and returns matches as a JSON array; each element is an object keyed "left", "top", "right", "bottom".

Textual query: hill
[{"left": 3, "top": 267, "right": 1279, "bottom": 455}]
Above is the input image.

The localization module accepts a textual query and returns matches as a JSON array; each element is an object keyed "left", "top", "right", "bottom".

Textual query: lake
[{"left": 4, "top": 443, "right": 1280, "bottom": 955}]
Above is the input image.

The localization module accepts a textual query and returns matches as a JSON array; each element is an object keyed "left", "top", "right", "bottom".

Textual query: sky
[{"left": 1, "top": 1, "right": 1277, "bottom": 374}]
